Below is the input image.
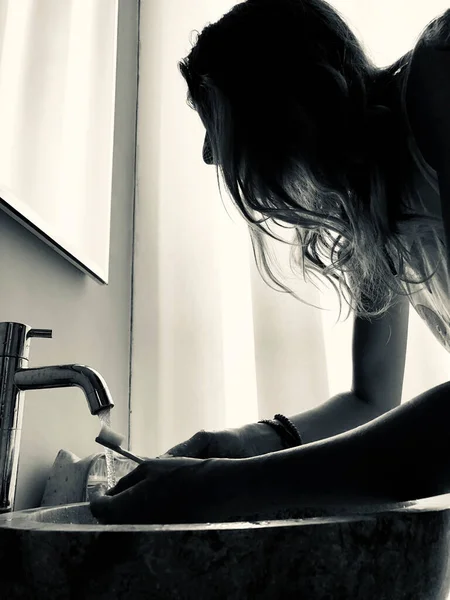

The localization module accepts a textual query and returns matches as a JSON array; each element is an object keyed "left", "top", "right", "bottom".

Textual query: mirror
[{"left": 0, "top": 0, "right": 119, "bottom": 284}]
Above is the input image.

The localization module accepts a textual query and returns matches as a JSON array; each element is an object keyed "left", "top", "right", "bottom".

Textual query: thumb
[
  {"left": 161, "top": 430, "right": 211, "bottom": 458},
  {"left": 90, "top": 494, "right": 113, "bottom": 522}
]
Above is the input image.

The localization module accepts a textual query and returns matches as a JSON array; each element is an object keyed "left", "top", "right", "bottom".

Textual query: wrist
[
  {"left": 258, "top": 415, "right": 303, "bottom": 449},
  {"left": 217, "top": 453, "right": 286, "bottom": 521},
  {"left": 251, "top": 422, "right": 286, "bottom": 454},
  {"left": 201, "top": 455, "right": 270, "bottom": 521}
]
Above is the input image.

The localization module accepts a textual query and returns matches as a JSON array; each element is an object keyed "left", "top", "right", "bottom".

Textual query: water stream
[{"left": 97, "top": 408, "right": 117, "bottom": 489}]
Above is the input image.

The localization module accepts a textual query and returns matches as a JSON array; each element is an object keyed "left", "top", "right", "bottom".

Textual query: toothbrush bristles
[{"left": 97, "top": 423, "right": 125, "bottom": 448}]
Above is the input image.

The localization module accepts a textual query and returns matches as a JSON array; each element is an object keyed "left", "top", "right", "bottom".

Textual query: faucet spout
[{"left": 14, "top": 365, "right": 114, "bottom": 415}]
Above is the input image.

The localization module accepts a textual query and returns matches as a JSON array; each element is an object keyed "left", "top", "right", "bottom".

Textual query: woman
[{"left": 91, "top": 0, "right": 450, "bottom": 524}]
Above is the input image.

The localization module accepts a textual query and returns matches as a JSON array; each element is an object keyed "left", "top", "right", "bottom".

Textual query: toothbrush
[{"left": 95, "top": 423, "right": 145, "bottom": 464}]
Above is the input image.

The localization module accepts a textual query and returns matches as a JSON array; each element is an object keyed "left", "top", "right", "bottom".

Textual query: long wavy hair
[{"left": 178, "top": 0, "right": 447, "bottom": 322}]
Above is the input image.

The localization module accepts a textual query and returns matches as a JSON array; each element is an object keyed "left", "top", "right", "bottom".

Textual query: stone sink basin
[{"left": 1, "top": 496, "right": 450, "bottom": 599}]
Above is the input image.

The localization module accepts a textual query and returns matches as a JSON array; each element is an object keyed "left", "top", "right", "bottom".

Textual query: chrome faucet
[{"left": 0, "top": 322, "right": 114, "bottom": 513}]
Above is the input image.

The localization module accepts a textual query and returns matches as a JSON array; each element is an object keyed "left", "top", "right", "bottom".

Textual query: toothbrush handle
[{"left": 114, "top": 447, "right": 145, "bottom": 464}]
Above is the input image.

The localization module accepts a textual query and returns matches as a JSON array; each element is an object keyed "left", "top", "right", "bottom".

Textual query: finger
[
  {"left": 105, "top": 463, "right": 148, "bottom": 496},
  {"left": 162, "top": 430, "right": 210, "bottom": 458},
  {"left": 90, "top": 480, "right": 154, "bottom": 525}
]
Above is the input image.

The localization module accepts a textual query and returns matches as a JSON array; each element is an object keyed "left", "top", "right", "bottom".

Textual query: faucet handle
[
  {"left": 0, "top": 324, "right": 52, "bottom": 361},
  {"left": 28, "top": 329, "right": 53, "bottom": 339}
]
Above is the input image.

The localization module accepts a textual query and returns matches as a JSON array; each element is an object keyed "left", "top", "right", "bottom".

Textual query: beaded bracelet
[{"left": 258, "top": 413, "right": 303, "bottom": 449}]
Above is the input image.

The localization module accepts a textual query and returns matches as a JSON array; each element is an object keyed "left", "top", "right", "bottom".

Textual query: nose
[{"left": 203, "top": 133, "right": 215, "bottom": 165}]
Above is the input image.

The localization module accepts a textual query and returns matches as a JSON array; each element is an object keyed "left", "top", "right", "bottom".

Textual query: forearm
[
  {"left": 234, "top": 381, "right": 450, "bottom": 519},
  {"left": 272, "top": 382, "right": 450, "bottom": 504},
  {"left": 254, "top": 391, "right": 386, "bottom": 454},
  {"left": 287, "top": 391, "right": 386, "bottom": 445}
]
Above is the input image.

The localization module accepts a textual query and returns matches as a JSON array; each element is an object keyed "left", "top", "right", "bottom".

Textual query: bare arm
[
  {"left": 280, "top": 294, "right": 410, "bottom": 445},
  {"left": 160, "top": 294, "right": 410, "bottom": 458}
]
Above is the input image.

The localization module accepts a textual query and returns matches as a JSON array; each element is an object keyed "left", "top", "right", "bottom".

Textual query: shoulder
[{"left": 405, "top": 9, "right": 450, "bottom": 171}]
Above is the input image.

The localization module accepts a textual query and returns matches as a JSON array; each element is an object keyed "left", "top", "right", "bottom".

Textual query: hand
[
  {"left": 158, "top": 422, "right": 283, "bottom": 460},
  {"left": 89, "top": 456, "right": 241, "bottom": 525},
  {"left": 406, "top": 9, "right": 450, "bottom": 171}
]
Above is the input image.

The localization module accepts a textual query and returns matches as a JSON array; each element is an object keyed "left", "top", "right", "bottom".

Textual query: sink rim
[{"left": 1, "top": 493, "right": 450, "bottom": 532}]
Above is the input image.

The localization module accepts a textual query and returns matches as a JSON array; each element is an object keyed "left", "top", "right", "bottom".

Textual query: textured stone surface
[{"left": 1, "top": 496, "right": 450, "bottom": 599}]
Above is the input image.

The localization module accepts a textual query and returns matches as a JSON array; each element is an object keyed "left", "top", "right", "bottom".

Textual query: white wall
[{"left": 0, "top": 0, "right": 138, "bottom": 510}]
